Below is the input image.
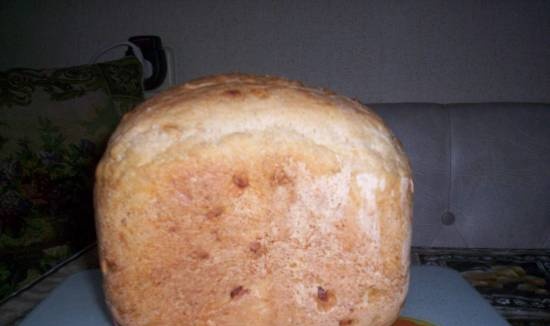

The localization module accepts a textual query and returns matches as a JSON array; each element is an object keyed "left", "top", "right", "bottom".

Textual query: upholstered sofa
[{"left": 372, "top": 103, "right": 550, "bottom": 249}]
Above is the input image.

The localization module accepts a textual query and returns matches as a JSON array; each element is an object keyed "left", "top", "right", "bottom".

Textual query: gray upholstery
[{"left": 370, "top": 103, "right": 550, "bottom": 248}]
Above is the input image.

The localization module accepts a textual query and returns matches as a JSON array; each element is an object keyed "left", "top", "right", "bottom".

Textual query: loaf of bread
[{"left": 95, "top": 74, "right": 413, "bottom": 326}]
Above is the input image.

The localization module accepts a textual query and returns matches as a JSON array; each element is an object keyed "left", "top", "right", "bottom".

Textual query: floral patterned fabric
[
  {"left": 413, "top": 247, "right": 550, "bottom": 326},
  {"left": 0, "top": 57, "right": 143, "bottom": 302}
]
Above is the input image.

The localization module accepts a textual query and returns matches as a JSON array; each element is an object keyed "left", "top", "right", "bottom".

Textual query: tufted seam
[
  {"left": 450, "top": 106, "right": 474, "bottom": 248},
  {"left": 430, "top": 103, "right": 452, "bottom": 247},
  {"left": 448, "top": 105, "right": 454, "bottom": 217}
]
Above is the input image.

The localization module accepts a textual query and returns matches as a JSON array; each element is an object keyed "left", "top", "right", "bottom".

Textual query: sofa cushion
[
  {"left": 0, "top": 57, "right": 143, "bottom": 302},
  {"left": 371, "top": 103, "right": 550, "bottom": 249},
  {"left": 449, "top": 103, "right": 550, "bottom": 248}
]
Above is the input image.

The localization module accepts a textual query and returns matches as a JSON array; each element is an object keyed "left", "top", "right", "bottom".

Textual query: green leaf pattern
[{"left": 0, "top": 57, "right": 143, "bottom": 302}]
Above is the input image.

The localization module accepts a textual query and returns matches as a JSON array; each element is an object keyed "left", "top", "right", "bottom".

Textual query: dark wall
[{"left": 1, "top": 0, "right": 549, "bottom": 103}]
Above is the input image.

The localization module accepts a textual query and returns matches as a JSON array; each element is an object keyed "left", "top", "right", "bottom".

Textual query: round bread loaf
[{"left": 95, "top": 74, "right": 413, "bottom": 326}]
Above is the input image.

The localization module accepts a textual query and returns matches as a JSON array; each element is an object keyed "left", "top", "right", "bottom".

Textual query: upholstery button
[{"left": 441, "top": 211, "right": 455, "bottom": 225}]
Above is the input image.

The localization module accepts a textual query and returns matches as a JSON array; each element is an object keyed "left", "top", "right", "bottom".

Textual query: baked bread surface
[{"left": 95, "top": 74, "right": 413, "bottom": 326}]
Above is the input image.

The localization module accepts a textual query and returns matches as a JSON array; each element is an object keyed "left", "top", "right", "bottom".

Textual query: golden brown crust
[{"left": 95, "top": 73, "right": 413, "bottom": 326}]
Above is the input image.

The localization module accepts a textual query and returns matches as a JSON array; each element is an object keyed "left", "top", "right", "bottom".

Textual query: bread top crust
[
  {"left": 103, "top": 74, "right": 409, "bottom": 177},
  {"left": 95, "top": 74, "right": 413, "bottom": 326}
]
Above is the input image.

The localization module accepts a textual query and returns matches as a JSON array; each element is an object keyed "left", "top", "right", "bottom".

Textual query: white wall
[{"left": 1, "top": 0, "right": 549, "bottom": 103}]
